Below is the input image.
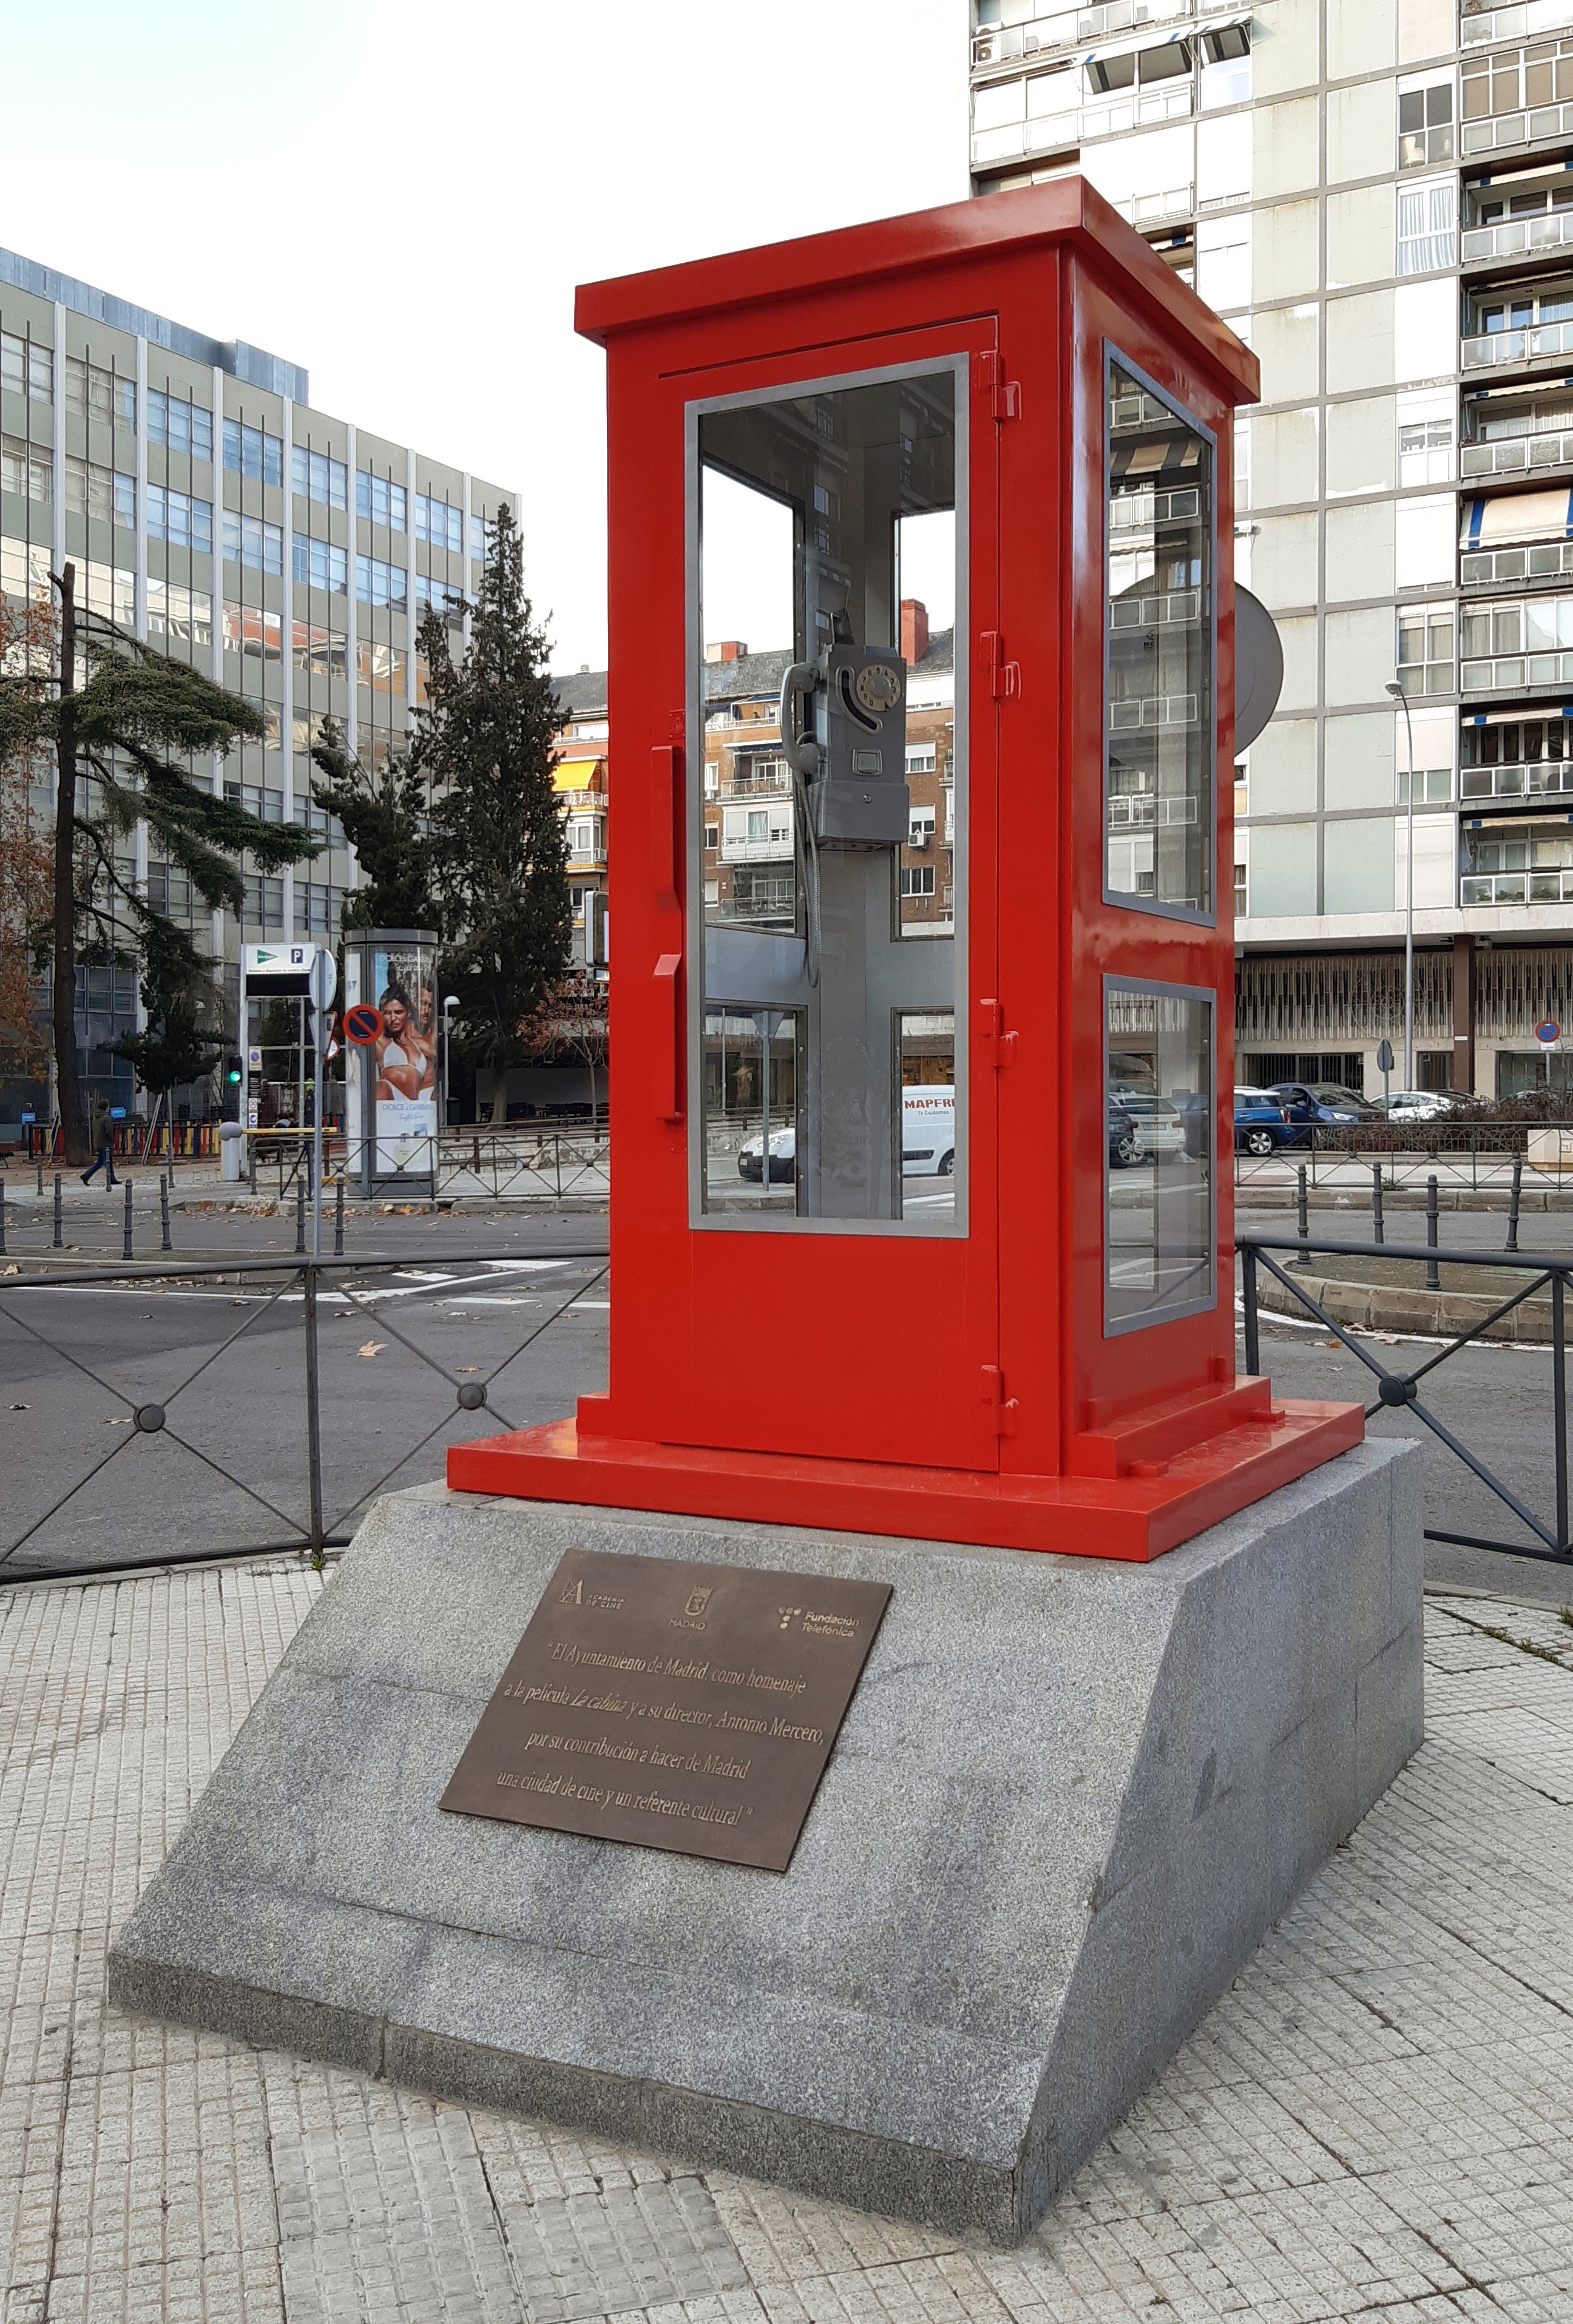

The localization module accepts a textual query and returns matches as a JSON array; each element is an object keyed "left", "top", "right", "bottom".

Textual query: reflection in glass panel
[
  {"left": 897, "top": 1010, "right": 955, "bottom": 1223},
  {"left": 703, "top": 1008, "right": 802, "bottom": 1216},
  {"left": 1106, "top": 982, "right": 1214, "bottom": 1329},
  {"left": 696, "top": 368, "right": 961, "bottom": 1229},
  {"left": 1106, "top": 362, "right": 1214, "bottom": 914}
]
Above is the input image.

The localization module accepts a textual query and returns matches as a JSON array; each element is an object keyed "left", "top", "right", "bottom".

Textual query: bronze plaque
[{"left": 440, "top": 1549, "right": 891, "bottom": 1872}]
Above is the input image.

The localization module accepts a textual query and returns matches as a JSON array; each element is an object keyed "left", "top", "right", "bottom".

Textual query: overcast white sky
[{"left": 5, "top": 1, "right": 967, "bottom": 674}]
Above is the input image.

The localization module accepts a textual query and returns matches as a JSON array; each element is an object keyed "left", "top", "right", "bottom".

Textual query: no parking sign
[{"left": 344, "top": 1004, "right": 384, "bottom": 1045}]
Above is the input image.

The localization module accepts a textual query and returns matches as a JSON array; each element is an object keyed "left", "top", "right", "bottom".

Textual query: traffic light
[{"left": 224, "top": 1056, "right": 243, "bottom": 1087}]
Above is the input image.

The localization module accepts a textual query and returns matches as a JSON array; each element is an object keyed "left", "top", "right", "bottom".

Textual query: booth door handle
[
  {"left": 980, "top": 632, "right": 1021, "bottom": 701},
  {"left": 655, "top": 952, "right": 683, "bottom": 1122},
  {"left": 652, "top": 744, "right": 682, "bottom": 914}
]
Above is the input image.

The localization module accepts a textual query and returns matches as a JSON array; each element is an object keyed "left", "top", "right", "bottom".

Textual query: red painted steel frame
[{"left": 448, "top": 180, "right": 1362, "bottom": 1559}]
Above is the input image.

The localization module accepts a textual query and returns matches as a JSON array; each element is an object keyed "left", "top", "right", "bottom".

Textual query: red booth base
[{"left": 446, "top": 1394, "right": 1364, "bottom": 1564}]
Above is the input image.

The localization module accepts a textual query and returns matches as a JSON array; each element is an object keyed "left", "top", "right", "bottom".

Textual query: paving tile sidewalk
[{"left": 3, "top": 1562, "right": 1572, "bottom": 2323}]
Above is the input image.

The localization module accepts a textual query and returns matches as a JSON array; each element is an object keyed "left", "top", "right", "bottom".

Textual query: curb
[{"left": 1256, "top": 1264, "right": 1554, "bottom": 1343}]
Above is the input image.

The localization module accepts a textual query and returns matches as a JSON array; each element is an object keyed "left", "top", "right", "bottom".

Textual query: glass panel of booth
[
  {"left": 1105, "top": 356, "right": 1216, "bottom": 919},
  {"left": 1105, "top": 978, "right": 1216, "bottom": 1333},
  {"left": 691, "top": 361, "right": 964, "bottom": 1232}
]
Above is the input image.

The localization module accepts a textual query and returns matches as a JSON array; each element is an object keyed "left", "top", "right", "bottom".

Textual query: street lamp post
[
  {"left": 442, "top": 995, "right": 461, "bottom": 1130},
  {"left": 1385, "top": 678, "right": 1416, "bottom": 1092}
]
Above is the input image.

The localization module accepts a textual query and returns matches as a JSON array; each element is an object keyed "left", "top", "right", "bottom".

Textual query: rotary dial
[{"left": 853, "top": 661, "right": 902, "bottom": 714}]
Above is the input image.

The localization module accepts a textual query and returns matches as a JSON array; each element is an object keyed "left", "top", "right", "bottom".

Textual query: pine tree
[
  {"left": 416, "top": 504, "right": 571, "bottom": 1078},
  {"left": 308, "top": 718, "right": 435, "bottom": 933},
  {"left": 0, "top": 563, "right": 319, "bottom": 1160}
]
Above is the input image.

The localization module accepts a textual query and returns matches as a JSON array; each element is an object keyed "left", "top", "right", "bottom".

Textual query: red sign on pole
[{"left": 344, "top": 1004, "right": 383, "bottom": 1046}]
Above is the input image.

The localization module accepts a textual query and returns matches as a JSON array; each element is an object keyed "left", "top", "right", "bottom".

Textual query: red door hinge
[
  {"left": 979, "top": 350, "right": 1021, "bottom": 422},
  {"left": 978, "top": 997, "right": 1020, "bottom": 1067},
  {"left": 981, "top": 1364, "right": 1021, "bottom": 1436},
  {"left": 980, "top": 632, "right": 1021, "bottom": 701}
]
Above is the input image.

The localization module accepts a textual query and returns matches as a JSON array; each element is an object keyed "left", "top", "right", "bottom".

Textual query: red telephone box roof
[{"left": 574, "top": 178, "right": 1259, "bottom": 408}]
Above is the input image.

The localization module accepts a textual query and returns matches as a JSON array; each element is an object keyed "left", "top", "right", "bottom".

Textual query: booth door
[{"left": 674, "top": 333, "right": 1002, "bottom": 1474}]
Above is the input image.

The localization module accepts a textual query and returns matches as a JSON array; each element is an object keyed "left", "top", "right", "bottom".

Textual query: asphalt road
[{"left": 5, "top": 1177, "right": 1571, "bottom": 1607}]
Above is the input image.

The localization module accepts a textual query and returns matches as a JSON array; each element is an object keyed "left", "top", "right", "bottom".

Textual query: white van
[{"left": 902, "top": 1085, "right": 955, "bottom": 1178}]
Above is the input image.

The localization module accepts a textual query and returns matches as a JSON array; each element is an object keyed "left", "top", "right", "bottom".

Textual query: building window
[
  {"left": 414, "top": 493, "right": 464, "bottom": 553},
  {"left": 292, "top": 444, "right": 347, "bottom": 509},
  {"left": 1460, "top": 592, "right": 1573, "bottom": 690},
  {"left": 1396, "top": 606, "right": 1455, "bottom": 694},
  {"left": 1396, "top": 178, "right": 1457, "bottom": 274},
  {"left": 2, "top": 436, "right": 52, "bottom": 504},
  {"left": 223, "top": 418, "right": 283, "bottom": 488},
  {"left": 240, "top": 874, "right": 286, "bottom": 928},
  {"left": 297, "top": 881, "right": 342, "bottom": 937},
  {"left": 72, "top": 558, "right": 135, "bottom": 624},
  {"left": 223, "top": 601, "right": 282, "bottom": 660},
  {"left": 356, "top": 554, "right": 407, "bottom": 609},
  {"left": 148, "top": 391, "right": 213, "bottom": 461},
  {"left": 147, "top": 485, "right": 212, "bottom": 553},
  {"left": 900, "top": 863, "right": 936, "bottom": 896},
  {"left": 0, "top": 536, "right": 51, "bottom": 602},
  {"left": 1396, "top": 767, "right": 1453, "bottom": 803},
  {"left": 356, "top": 471, "right": 407, "bottom": 530},
  {"left": 470, "top": 511, "right": 496, "bottom": 561},
  {"left": 356, "top": 638, "right": 406, "bottom": 691},
  {"left": 291, "top": 532, "right": 347, "bottom": 593},
  {"left": 223, "top": 511, "right": 284, "bottom": 574},
  {"left": 1460, "top": 816, "right": 1573, "bottom": 903},
  {"left": 413, "top": 570, "right": 464, "bottom": 617},
  {"left": 65, "top": 356, "right": 134, "bottom": 428},
  {"left": 909, "top": 807, "right": 937, "bottom": 845},
  {"left": 1106, "top": 360, "right": 1214, "bottom": 917},
  {"left": 1, "top": 331, "right": 52, "bottom": 404},
  {"left": 905, "top": 743, "right": 937, "bottom": 774},
  {"left": 293, "top": 619, "right": 347, "bottom": 677},
  {"left": 1399, "top": 75, "right": 1455, "bottom": 169},
  {"left": 64, "top": 455, "right": 134, "bottom": 528},
  {"left": 1233, "top": 858, "right": 1247, "bottom": 914},
  {"left": 1399, "top": 415, "right": 1454, "bottom": 486},
  {"left": 146, "top": 580, "right": 212, "bottom": 652}
]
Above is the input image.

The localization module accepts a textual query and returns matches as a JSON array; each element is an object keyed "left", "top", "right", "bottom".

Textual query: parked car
[
  {"left": 1233, "top": 1087, "right": 1297, "bottom": 1156},
  {"left": 1369, "top": 1090, "right": 1460, "bottom": 1121},
  {"left": 1111, "top": 1090, "right": 1188, "bottom": 1163},
  {"left": 1108, "top": 1099, "right": 1145, "bottom": 1169},
  {"left": 737, "top": 1126, "right": 796, "bottom": 1183},
  {"left": 1268, "top": 1081, "right": 1381, "bottom": 1127},
  {"left": 900, "top": 1086, "right": 956, "bottom": 1178}
]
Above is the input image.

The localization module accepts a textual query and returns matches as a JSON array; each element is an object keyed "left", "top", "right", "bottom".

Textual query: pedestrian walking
[{"left": 81, "top": 1095, "right": 118, "bottom": 1188}]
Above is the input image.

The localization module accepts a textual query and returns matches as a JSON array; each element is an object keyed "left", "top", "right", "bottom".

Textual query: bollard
[
  {"left": 160, "top": 1172, "right": 172, "bottom": 1253},
  {"left": 53, "top": 1172, "right": 63, "bottom": 1249},
  {"left": 1296, "top": 1162, "right": 1309, "bottom": 1248},
  {"left": 1507, "top": 1150, "right": 1522, "bottom": 1254},
  {"left": 1426, "top": 1174, "right": 1440, "bottom": 1292},
  {"left": 334, "top": 1173, "right": 345, "bottom": 1258},
  {"left": 0, "top": 1180, "right": 6, "bottom": 1257},
  {"left": 248, "top": 1142, "right": 257, "bottom": 1197},
  {"left": 123, "top": 1178, "right": 134, "bottom": 1262},
  {"left": 35, "top": 1153, "right": 43, "bottom": 1196},
  {"left": 1372, "top": 1159, "right": 1384, "bottom": 1246},
  {"left": 295, "top": 1177, "right": 306, "bottom": 1255}
]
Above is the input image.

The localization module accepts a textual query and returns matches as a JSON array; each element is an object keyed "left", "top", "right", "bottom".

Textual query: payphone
[{"left": 449, "top": 180, "right": 1362, "bottom": 1559}]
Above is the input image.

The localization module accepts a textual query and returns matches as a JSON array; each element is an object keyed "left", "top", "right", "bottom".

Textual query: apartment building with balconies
[
  {"left": 971, "top": 0, "right": 1573, "bottom": 1097},
  {"left": 0, "top": 246, "right": 512, "bottom": 1130}
]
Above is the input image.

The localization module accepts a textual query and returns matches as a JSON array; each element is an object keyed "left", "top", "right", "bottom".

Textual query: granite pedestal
[{"left": 109, "top": 1440, "right": 1422, "bottom": 2243}]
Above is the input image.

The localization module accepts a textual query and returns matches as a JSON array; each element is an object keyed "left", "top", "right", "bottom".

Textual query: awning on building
[
  {"left": 553, "top": 755, "right": 605, "bottom": 792},
  {"left": 1461, "top": 487, "right": 1573, "bottom": 547}
]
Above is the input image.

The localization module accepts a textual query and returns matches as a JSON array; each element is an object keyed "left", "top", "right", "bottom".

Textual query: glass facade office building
[
  {"left": 0, "top": 247, "right": 510, "bottom": 1121},
  {"left": 971, "top": 0, "right": 1573, "bottom": 1096}
]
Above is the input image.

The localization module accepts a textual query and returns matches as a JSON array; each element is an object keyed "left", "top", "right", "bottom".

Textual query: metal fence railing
[
  {"left": 1239, "top": 1228, "right": 1573, "bottom": 1567},
  {"left": 1235, "top": 1124, "right": 1573, "bottom": 1195},
  {"left": 0, "top": 1243, "right": 609, "bottom": 1584},
  {"left": 230, "top": 1127, "right": 611, "bottom": 1204}
]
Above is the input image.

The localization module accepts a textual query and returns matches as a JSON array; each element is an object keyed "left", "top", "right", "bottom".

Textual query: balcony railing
[
  {"left": 1462, "top": 209, "right": 1573, "bottom": 263},
  {"left": 1109, "top": 587, "right": 1202, "bottom": 629},
  {"left": 1108, "top": 692, "right": 1199, "bottom": 728},
  {"left": 1463, "top": 316, "right": 1573, "bottom": 367},
  {"left": 1461, "top": 95, "right": 1573, "bottom": 158},
  {"left": 1463, "top": 0, "right": 1573, "bottom": 45},
  {"left": 971, "top": 0, "right": 1194, "bottom": 70},
  {"left": 1106, "top": 794, "right": 1200, "bottom": 826},
  {"left": 1113, "top": 185, "right": 1196, "bottom": 226},
  {"left": 1462, "top": 539, "right": 1573, "bottom": 584},
  {"left": 1463, "top": 649, "right": 1573, "bottom": 687},
  {"left": 1460, "top": 759, "right": 1573, "bottom": 799},
  {"left": 720, "top": 836, "right": 794, "bottom": 865},
  {"left": 1461, "top": 867, "right": 1573, "bottom": 900},
  {"left": 971, "top": 79, "right": 1191, "bottom": 171},
  {"left": 1461, "top": 425, "right": 1573, "bottom": 475}
]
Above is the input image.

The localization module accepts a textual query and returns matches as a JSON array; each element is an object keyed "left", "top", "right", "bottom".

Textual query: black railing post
[
  {"left": 1372, "top": 1160, "right": 1385, "bottom": 1245},
  {"left": 248, "top": 1139, "right": 257, "bottom": 1196},
  {"left": 1426, "top": 1174, "right": 1440, "bottom": 1292},
  {"left": 1242, "top": 1245, "right": 1260, "bottom": 1376},
  {"left": 35, "top": 1152, "right": 43, "bottom": 1196},
  {"left": 0, "top": 1180, "right": 6, "bottom": 1257},
  {"left": 1555, "top": 1271, "right": 1569, "bottom": 1556},
  {"left": 303, "top": 1261, "right": 325, "bottom": 1567},
  {"left": 1296, "top": 1163, "right": 1309, "bottom": 1254},
  {"left": 159, "top": 1172, "right": 172, "bottom": 1253},
  {"left": 122, "top": 1179, "right": 134, "bottom": 1262},
  {"left": 1508, "top": 1150, "right": 1522, "bottom": 1253},
  {"left": 295, "top": 1178, "right": 306, "bottom": 1256},
  {"left": 333, "top": 1174, "right": 345, "bottom": 1258},
  {"left": 52, "top": 1172, "right": 63, "bottom": 1249}
]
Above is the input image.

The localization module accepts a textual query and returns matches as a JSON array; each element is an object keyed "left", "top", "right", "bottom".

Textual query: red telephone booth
[{"left": 450, "top": 180, "right": 1361, "bottom": 1558}]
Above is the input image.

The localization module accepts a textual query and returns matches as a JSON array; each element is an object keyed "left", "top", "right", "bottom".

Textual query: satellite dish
[{"left": 1234, "top": 586, "right": 1284, "bottom": 752}]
